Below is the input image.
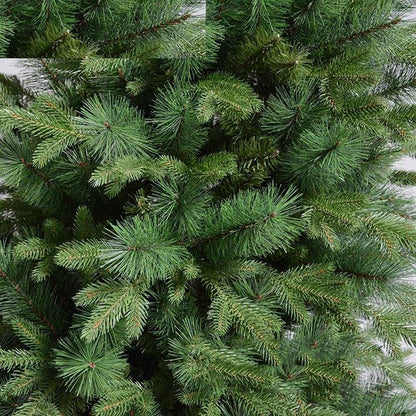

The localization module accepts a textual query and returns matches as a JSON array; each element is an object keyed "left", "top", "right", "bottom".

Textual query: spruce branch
[
  {"left": 0, "top": 349, "right": 46, "bottom": 372},
  {"left": 54, "top": 240, "right": 102, "bottom": 271},
  {"left": 92, "top": 380, "right": 161, "bottom": 416},
  {"left": 74, "top": 279, "right": 150, "bottom": 341}
]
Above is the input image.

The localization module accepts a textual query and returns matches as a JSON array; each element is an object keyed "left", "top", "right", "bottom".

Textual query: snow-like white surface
[{"left": 0, "top": 59, "right": 24, "bottom": 76}]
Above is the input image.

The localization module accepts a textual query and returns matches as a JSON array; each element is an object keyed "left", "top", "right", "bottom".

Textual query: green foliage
[
  {"left": 75, "top": 94, "right": 155, "bottom": 161},
  {"left": 74, "top": 279, "right": 150, "bottom": 341},
  {"left": 14, "top": 237, "right": 54, "bottom": 261},
  {"left": 196, "top": 73, "right": 263, "bottom": 127},
  {"left": 9, "top": 317, "right": 50, "bottom": 350},
  {"left": 92, "top": 380, "right": 161, "bottom": 416},
  {"left": 54, "top": 334, "right": 127, "bottom": 399},
  {"left": 246, "top": 0, "right": 292, "bottom": 34},
  {"left": 101, "top": 215, "right": 191, "bottom": 281},
  {"left": 0, "top": 97, "right": 82, "bottom": 168},
  {"left": 261, "top": 82, "right": 324, "bottom": 141},
  {"left": 361, "top": 211, "right": 416, "bottom": 254},
  {"left": 156, "top": 20, "right": 224, "bottom": 81},
  {"left": 390, "top": 169, "right": 416, "bottom": 186},
  {"left": 0, "top": 16, "right": 15, "bottom": 57},
  {"left": 270, "top": 263, "right": 350, "bottom": 323},
  {"left": 303, "top": 191, "right": 369, "bottom": 248},
  {"left": 12, "top": 393, "right": 62, "bottom": 416},
  {"left": 152, "top": 178, "right": 211, "bottom": 238},
  {"left": 279, "top": 122, "right": 368, "bottom": 194},
  {"left": 198, "top": 185, "right": 302, "bottom": 260},
  {"left": 207, "top": 279, "right": 283, "bottom": 365},
  {"left": 0, "top": 0, "right": 416, "bottom": 414},
  {"left": 152, "top": 84, "right": 207, "bottom": 157},
  {"left": 89, "top": 155, "right": 168, "bottom": 197},
  {"left": 55, "top": 239, "right": 102, "bottom": 270},
  {"left": 170, "top": 317, "right": 275, "bottom": 387},
  {"left": 0, "top": 348, "right": 45, "bottom": 371}
]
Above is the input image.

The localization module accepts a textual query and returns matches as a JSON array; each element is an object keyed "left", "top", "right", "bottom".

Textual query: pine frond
[
  {"left": 42, "top": 218, "right": 68, "bottom": 244},
  {"left": 26, "top": 24, "right": 79, "bottom": 57},
  {"left": 157, "top": 21, "right": 224, "bottom": 81},
  {"left": 9, "top": 317, "right": 49, "bottom": 350},
  {"left": 151, "top": 178, "right": 211, "bottom": 238},
  {"left": 246, "top": 0, "right": 291, "bottom": 34},
  {"left": 361, "top": 211, "right": 416, "bottom": 254},
  {"left": 13, "top": 238, "right": 54, "bottom": 261},
  {"left": 73, "top": 205, "right": 100, "bottom": 240},
  {"left": 363, "top": 302, "right": 416, "bottom": 355},
  {"left": 261, "top": 82, "right": 324, "bottom": 142},
  {"left": 0, "top": 106, "right": 83, "bottom": 168},
  {"left": 34, "top": 0, "right": 77, "bottom": 30},
  {"left": 0, "top": 16, "right": 15, "bottom": 57},
  {"left": 189, "top": 152, "right": 238, "bottom": 186},
  {"left": 271, "top": 42, "right": 311, "bottom": 82},
  {"left": 0, "top": 368, "right": 44, "bottom": 398},
  {"left": 101, "top": 216, "right": 190, "bottom": 282},
  {"left": 30, "top": 257, "right": 55, "bottom": 282},
  {"left": 303, "top": 191, "right": 369, "bottom": 248},
  {"left": 75, "top": 94, "right": 155, "bottom": 161},
  {"left": 74, "top": 279, "right": 149, "bottom": 341},
  {"left": 197, "top": 185, "right": 302, "bottom": 260},
  {"left": 152, "top": 84, "right": 206, "bottom": 157},
  {"left": 90, "top": 156, "right": 167, "bottom": 197},
  {"left": 92, "top": 380, "right": 161, "bottom": 416},
  {"left": 390, "top": 170, "right": 416, "bottom": 186},
  {"left": 169, "top": 318, "right": 278, "bottom": 388},
  {"left": 13, "top": 393, "right": 61, "bottom": 416},
  {"left": 54, "top": 239, "right": 102, "bottom": 270},
  {"left": 223, "top": 389, "right": 277, "bottom": 416},
  {"left": 307, "top": 406, "right": 347, "bottom": 416},
  {"left": 54, "top": 334, "right": 127, "bottom": 399},
  {"left": 230, "top": 28, "right": 284, "bottom": 76},
  {"left": 207, "top": 281, "right": 283, "bottom": 365},
  {"left": 0, "top": 349, "right": 45, "bottom": 371},
  {"left": 270, "top": 264, "right": 350, "bottom": 320},
  {"left": 196, "top": 73, "right": 263, "bottom": 126},
  {"left": 279, "top": 121, "right": 368, "bottom": 194}
]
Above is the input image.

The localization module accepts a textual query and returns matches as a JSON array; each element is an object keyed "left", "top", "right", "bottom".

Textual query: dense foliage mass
[{"left": 0, "top": 0, "right": 416, "bottom": 415}]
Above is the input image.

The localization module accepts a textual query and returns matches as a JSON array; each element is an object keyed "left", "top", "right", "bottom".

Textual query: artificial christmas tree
[{"left": 0, "top": 0, "right": 416, "bottom": 415}]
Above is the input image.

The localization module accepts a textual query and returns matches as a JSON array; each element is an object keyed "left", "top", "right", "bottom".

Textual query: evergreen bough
[{"left": 0, "top": 1, "right": 416, "bottom": 415}]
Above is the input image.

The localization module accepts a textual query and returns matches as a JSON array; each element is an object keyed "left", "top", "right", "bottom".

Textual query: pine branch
[
  {"left": 238, "top": 33, "right": 282, "bottom": 72},
  {"left": 9, "top": 317, "right": 49, "bottom": 349},
  {"left": 390, "top": 170, "right": 416, "bottom": 186},
  {"left": 0, "top": 268, "right": 56, "bottom": 333},
  {"left": 102, "top": 13, "right": 192, "bottom": 45},
  {"left": 33, "top": 29, "right": 72, "bottom": 58},
  {"left": 74, "top": 279, "right": 149, "bottom": 341},
  {"left": 54, "top": 240, "right": 101, "bottom": 270},
  {"left": 54, "top": 335, "right": 127, "bottom": 399},
  {"left": 40, "top": 58, "right": 67, "bottom": 91},
  {"left": 311, "top": 18, "right": 402, "bottom": 51},
  {"left": 182, "top": 185, "right": 302, "bottom": 260},
  {"left": 207, "top": 280, "right": 282, "bottom": 365},
  {"left": 0, "top": 349, "right": 46, "bottom": 371},
  {"left": 0, "top": 106, "right": 84, "bottom": 168},
  {"left": 92, "top": 380, "right": 160, "bottom": 416}
]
